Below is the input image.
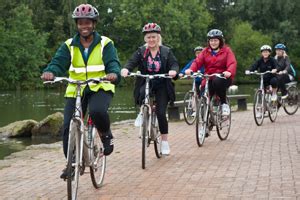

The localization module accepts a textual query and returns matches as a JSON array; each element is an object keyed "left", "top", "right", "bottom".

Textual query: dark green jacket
[{"left": 43, "top": 32, "right": 121, "bottom": 84}]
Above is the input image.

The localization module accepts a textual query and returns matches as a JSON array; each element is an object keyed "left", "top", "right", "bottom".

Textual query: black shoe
[
  {"left": 60, "top": 167, "right": 75, "bottom": 180},
  {"left": 101, "top": 134, "right": 114, "bottom": 156},
  {"left": 60, "top": 168, "right": 68, "bottom": 179}
]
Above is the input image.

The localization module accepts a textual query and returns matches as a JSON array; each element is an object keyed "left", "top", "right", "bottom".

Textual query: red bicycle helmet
[
  {"left": 142, "top": 23, "right": 161, "bottom": 34},
  {"left": 72, "top": 4, "right": 99, "bottom": 20}
]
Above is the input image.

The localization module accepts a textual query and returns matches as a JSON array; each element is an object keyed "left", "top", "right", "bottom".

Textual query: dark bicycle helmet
[
  {"left": 72, "top": 4, "right": 99, "bottom": 20},
  {"left": 142, "top": 23, "right": 161, "bottom": 34},
  {"left": 260, "top": 45, "right": 272, "bottom": 52},
  {"left": 194, "top": 46, "right": 204, "bottom": 52},
  {"left": 274, "top": 43, "right": 286, "bottom": 51},
  {"left": 207, "top": 29, "right": 224, "bottom": 39}
]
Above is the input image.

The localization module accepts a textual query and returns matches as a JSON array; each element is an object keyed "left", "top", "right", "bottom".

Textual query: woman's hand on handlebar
[
  {"left": 41, "top": 72, "right": 54, "bottom": 81},
  {"left": 185, "top": 69, "right": 193, "bottom": 75},
  {"left": 121, "top": 68, "right": 129, "bottom": 77},
  {"left": 222, "top": 71, "right": 231, "bottom": 78},
  {"left": 106, "top": 73, "right": 118, "bottom": 82},
  {"left": 168, "top": 70, "right": 177, "bottom": 78}
]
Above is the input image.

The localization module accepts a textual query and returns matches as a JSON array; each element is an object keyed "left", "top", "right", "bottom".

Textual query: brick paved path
[{"left": 0, "top": 109, "right": 299, "bottom": 199}]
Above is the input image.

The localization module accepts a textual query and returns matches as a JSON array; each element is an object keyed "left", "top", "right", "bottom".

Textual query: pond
[{"left": 0, "top": 81, "right": 257, "bottom": 159}]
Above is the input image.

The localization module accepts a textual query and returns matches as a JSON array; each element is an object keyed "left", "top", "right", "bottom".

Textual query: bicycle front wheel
[
  {"left": 183, "top": 91, "right": 197, "bottom": 125},
  {"left": 283, "top": 85, "right": 299, "bottom": 115},
  {"left": 253, "top": 90, "right": 264, "bottom": 126},
  {"left": 141, "top": 106, "right": 149, "bottom": 169},
  {"left": 216, "top": 97, "right": 231, "bottom": 140},
  {"left": 90, "top": 127, "right": 106, "bottom": 189},
  {"left": 67, "top": 120, "right": 80, "bottom": 200},
  {"left": 196, "top": 98, "right": 208, "bottom": 147},
  {"left": 152, "top": 112, "right": 162, "bottom": 158},
  {"left": 268, "top": 96, "right": 278, "bottom": 122}
]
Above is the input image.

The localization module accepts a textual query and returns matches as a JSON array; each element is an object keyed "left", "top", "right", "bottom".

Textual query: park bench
[{"left": 168, "top": 94, "right": 250, "bottom": 121}]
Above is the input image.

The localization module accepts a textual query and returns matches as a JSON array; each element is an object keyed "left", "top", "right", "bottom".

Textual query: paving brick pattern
[{"left": 0, "top": 110, "right": 299, "bottom": 199}]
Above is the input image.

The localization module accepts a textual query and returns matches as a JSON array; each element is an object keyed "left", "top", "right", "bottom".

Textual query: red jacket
[{"left": 190, "top": 45, "right": 237, "bottom": 80}]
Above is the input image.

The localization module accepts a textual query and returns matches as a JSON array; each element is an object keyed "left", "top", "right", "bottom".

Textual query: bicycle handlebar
[
  {"left": 43, "top": 77, "right": 110, "bottom": 85},
  {"left": 127, "top": 72, "right": 173, "bottom": 79},
  {"left": 245, "top": 71, "right": 273, "bottom": 76},
  {"left": 181, "top": 72, "right": 226, "bottom": 79}
]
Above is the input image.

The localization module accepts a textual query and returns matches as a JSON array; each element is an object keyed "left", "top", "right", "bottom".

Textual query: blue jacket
[{"left": 180, "top": 59, "right": 204, "bottom": 83}]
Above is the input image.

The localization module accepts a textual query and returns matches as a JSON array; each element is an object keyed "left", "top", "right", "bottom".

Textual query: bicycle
[
  {"left": 245, "top": 71, "right": 278, "bottom": 126},
  {"left": 281, "top": 81, "right": 299, "bottom": 115},
  {"left": 181, "top": 75, "right": 199, "bottom": 125},
  {"left": 191, "top": 73, "right": 231, "bottom": 147},
  {"left": 44, "top": 77, "right": 107, "bottom": 200},
  {"left": 127, "top": 72, "right": 172, "bottom": 169}
]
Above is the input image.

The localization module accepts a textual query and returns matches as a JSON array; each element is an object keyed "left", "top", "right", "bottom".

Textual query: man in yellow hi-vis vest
[{"left": 41, "top": 4, "right": 121, "bottom": 179}]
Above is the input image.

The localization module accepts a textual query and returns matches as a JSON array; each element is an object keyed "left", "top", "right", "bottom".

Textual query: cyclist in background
[
  {"left": 121, "top": 23, "right": 179, "bottom": 155},
  {"left": 41, "top": 4, "right": 121, "bottom": 179},
  {"left": 274, "top": 43, "right": 296, "bottom": 99},
  {"left": 185, "top": 29, "right": 237, "bottom": 116},
  {"left": 179, "top": 46, "right": 204, "bottom": 96},
  {"left": 246, "top": 45, "right": 280, "bottom": 101}
]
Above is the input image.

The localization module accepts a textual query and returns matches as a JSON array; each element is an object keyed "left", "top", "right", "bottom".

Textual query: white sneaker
[
  {"left": 161, "top": 141, "right": 170, "bottom": 155},
  {"left": 134, "top": 112, "right": 143, "bottom": 127},
  {"left": 255, "top": 111, "right": 262, "bottom": 118},
  {"left": 221, "top": 103, "right": 230, "bottom": 116},
  {"left": 191, "top": 111, "right": 196, "bottom": 117},
  {"left": 271, "top": 94, "right": 277, "bottom": 101}
]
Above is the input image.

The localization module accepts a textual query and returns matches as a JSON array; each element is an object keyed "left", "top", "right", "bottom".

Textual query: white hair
[{"left": 144, "top": 33, "right": 162, "bottom": 47}]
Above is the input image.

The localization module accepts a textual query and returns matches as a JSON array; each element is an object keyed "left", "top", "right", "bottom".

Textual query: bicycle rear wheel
[
  {"left": 152, "top": 112, "right": 162, "bottom": 158},
  {"left": 90, "top": 127, "right": 106, "bottom": 188},
  {"left": 196, "top": 98, "right": 208, "bottom": 147},
  {"left": 216, "top": 97, "right": 231, "bottom": 140},
  {"left": 67, "top": 120, "right": 80, "bottom": 200},
  {"left": 253, "top": 90, "right": 264, "bottom": 126},
  {"left": 141, "top": 106, "right": 149, "bottom": 169},
  {"left": 183, "top": 91, "right": 197, "bottom": 125},
  {"left": 268, "top": 96, "right": 278, "bottom": 122},
  {"left": 283, "top": 85, "right": 299, "bottom": 115}
]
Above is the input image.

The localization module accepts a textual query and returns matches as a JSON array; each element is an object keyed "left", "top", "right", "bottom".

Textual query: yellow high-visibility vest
[{"left": 64, "top": 36, "right": 115, "bottom": 97}]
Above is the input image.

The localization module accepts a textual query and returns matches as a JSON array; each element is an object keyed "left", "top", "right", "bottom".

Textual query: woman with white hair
[
  {"left": 121, "top": 23, "right": 179, "bottom": 155},
  {"left": 274, "top": 43, "right": 296, "bottom": 99}
]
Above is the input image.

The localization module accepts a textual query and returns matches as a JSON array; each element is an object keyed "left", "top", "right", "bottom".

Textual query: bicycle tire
[
  {"left": 183, "top": 91, "right": 197, "bottom": 125},
  {"left": 253, "top": 90, "right": 264, "bottom": 126},
  {"left": 268, "top": 98, "right": 278, "bottom": 122},
  {"left": 283, "top": 85, "right": 299, "bottom": 115},
  {"left": 141, "top": 106, "right": 149, "bottom": 169},
  {"left": 152, "top": 112, "right": 162, "bottom": 158},
  {"left": 196, "top": 98, "right": 207, "bottom": 147},
  {"left": 67, "top": 120, "right": 80, "bottom": 200},
  {"left": 216, "top": 97, "right": 231, "bottom": 140},
  {"left": 90, "top": 126, "right": 106, "bottom": 189}
]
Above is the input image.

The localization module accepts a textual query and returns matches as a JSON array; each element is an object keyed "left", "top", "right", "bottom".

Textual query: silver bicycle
[
  {"left": 245, "top": 71, "right": 278, "bottom": 126},
  {"left": 181, "top": 75, "right": 199, "bottom": 125},
  {"left": 44, "top": 77, "right": 107, "bottom": 200},
  {"left": 127, "top": 72, "right": 172, "bottom": 169}
]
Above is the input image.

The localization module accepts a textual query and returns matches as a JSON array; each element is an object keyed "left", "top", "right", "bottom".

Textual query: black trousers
[
  {"left": 277, "top": 74, "right": 290, "bottom": 95},
  {"left": 62, "top": 87, "right": 113, "bottom": 158},
  {"left": 208, "top": 77, "right": 232, "bottom": 104},
  {"left": 139, "top": 83, "right": 169, "bottom": 134}
]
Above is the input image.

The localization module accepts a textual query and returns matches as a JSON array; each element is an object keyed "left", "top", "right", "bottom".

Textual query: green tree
[
  {"left": 0, "top": 4, "right": 48, "bottom": 89},
  {"left": 229, "top": 21, "right": 272, "bottom": 83}
]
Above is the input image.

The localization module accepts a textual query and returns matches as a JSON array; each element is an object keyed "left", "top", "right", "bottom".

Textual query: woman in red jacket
[{"left": 185, "top": 29, "right": 237, "bottom": 116}]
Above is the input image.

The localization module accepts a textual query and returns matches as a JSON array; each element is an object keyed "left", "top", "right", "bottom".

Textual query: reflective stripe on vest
[{"left": 64, "top": 36, "right": 115, "bottom": 97}]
